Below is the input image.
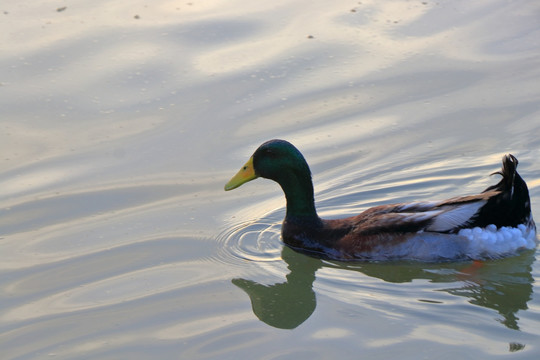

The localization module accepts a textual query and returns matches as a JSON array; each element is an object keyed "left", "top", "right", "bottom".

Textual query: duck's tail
[
  {"left": 484, "top": 154, "right": 519, "bottom": 195},
  {"left": 477, "top": 154, "right": 534, "bottom": 230}
]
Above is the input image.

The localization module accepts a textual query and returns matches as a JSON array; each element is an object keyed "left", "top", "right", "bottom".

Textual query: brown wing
[{"left": 341, "top": 191, "right": 501, "bottom": 236}]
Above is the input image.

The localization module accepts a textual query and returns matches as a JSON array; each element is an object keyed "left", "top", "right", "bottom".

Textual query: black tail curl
[
  {"left": 484, "top": 154, "right": 519, "bottom": 194},
  {"left": 475, "top": 154, "right": 532, "bottom": 229}
]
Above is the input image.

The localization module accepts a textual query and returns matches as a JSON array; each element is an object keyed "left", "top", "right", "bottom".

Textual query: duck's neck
[{"left": 277, "top": 171, "right": 318, "bottom": 220}]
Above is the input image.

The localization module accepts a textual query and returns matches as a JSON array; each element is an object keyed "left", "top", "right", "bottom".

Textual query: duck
[{"left": 225, "top": 139, "right": 537, "bottom": 261}]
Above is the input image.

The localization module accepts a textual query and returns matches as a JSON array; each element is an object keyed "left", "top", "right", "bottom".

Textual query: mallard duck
[{"left": 225, "top": 139, "right": 537, "bottom": 261}]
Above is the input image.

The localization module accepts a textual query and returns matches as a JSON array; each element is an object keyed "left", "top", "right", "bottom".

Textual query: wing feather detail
[
  {"left": 350, "top": 197, "right": 492, "bottom": 235},
  {"left": 426, "top": 201, "right": 486, "bottom": 232}
]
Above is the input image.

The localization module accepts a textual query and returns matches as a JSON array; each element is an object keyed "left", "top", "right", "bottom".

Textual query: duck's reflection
[
  {"left": 442, "top": 258, "right": 534, "bottom": 330},
  {"left": 232, "top": 247, "right": 322, "bottom": 329},
  {"left": 233, "top": 246, "right": 535, "bottom": 330}
]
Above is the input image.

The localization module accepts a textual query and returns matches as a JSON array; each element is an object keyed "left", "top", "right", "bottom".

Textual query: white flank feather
[
  {"left": 364, "top": 223, "right": 537, "bottom": 261},
  {"left": 427, "top": 201, "right": 486, "bottom": 232},
  {"left": 459, "top": 223, "right": 537, "bottom": 259}
]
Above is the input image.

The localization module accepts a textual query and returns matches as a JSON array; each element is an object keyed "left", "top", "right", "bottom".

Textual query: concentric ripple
[{"left": 216, "top": 215, "right": 284, "bottom": 264}]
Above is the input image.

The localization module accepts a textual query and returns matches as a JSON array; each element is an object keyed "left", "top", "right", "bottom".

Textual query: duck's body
[{"left": 225, "top": 140, "right": 536, "bottom": 261}]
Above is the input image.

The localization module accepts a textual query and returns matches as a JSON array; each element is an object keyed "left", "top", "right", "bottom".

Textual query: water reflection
[
  {"left": 233, "top": 247, "right": 535, "bottom": 330},
  {"left": 232, "top": 247, "right": 321, "bottom": 329},
  {"left": 441, "top": 258, "right": 534, "bottom": 331}
]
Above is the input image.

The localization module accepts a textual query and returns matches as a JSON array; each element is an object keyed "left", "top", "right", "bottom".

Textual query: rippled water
[{"left": 2, "top": 0, "right": 540, "bottom": 359}]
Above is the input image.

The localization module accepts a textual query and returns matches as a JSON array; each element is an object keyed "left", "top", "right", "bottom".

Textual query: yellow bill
[{"left": 224, "top": 156, "right": 258, "bottom": 191}]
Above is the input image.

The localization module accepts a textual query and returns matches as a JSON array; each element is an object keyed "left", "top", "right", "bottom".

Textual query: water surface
[{"left": 1, "top": 1, "right": 540, "bottom": 359}]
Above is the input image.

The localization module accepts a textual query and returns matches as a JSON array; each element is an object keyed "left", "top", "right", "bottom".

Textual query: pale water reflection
[{"left": 2, "top": 0, "right": 540, "bottom": 359}]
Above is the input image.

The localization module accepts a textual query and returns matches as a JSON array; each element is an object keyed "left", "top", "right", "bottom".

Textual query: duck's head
[{"left": 224, "top": 139, "right": 311, "bottom": 191}]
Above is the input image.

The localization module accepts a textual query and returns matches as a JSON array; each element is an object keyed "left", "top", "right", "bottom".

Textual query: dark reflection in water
[
  {"left": 232, "top": 247, "right": 322, "bottom": 329},
  {"left": 441, "top": 257, "right": 535, "bottom": 331},
  {"left": 233, "top": 247, "right": 535, "bottom": 332}
]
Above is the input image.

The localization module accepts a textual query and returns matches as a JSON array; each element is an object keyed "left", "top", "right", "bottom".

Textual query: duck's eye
[{"left": 243, "top": 166, "right": 247, "bottom": 170}]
